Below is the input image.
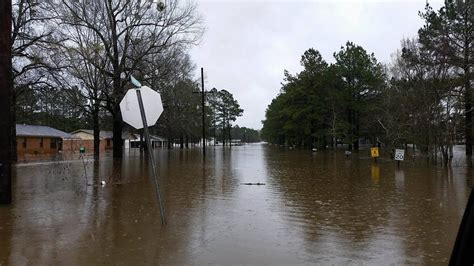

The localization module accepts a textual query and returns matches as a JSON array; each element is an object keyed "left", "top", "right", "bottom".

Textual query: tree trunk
[
  {"left": 0, "top": 0, "right": 12, "bottom": 204},
  {"left": 222, "top": 125, "right": 226, "bottom": 146},
  {"left": 112, "top": 109, "right": 123, "bottom": 158},
  {"left": 348, "top": 108, "right": 354, "bottom": 151},
  {"left": 180, "top": 136, "right": 184, "bottom": 149},
  {"left": 441, "top": 145, "right": 449, "bottom": 166},
  {"left": 112, "top": 64, "right": 123, "bottom": 158},
  {"left": 465, "top": 80, "right": 472, "bottom": 156},
  {"left": 140, "top": 131, "right": 146, "bottom": 151},
  {"left": 464, "top": 25, "right": 472, "bottom": 156},
  {"left": 449, "top": 144, "right": 454, "bottom": 164},
  {"left": 354, "top": 111, "right": 359, "bottom": 151},
  {"left": 10, "top": 90, "right": 17, "bottom": 162},
  {"left": 213, "top": 124, "right": 216, "bottom": 146},
  {"left": 228, "top": 123, "right": 231, "bottom": 149},
  {"left": 93, "top": 108, "right": 100, "bottom": 160}
]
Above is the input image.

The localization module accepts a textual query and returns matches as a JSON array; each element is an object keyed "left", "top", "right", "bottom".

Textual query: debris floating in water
[{"left": 241, "top": 182, "right": 266, "bottom": 186}]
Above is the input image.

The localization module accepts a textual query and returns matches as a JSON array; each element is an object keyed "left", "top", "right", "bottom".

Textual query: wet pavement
[{"left": 0, "top": 144, "right": 471, "bottom": 265}]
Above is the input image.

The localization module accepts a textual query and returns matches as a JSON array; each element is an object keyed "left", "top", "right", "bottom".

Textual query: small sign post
[
  {"left": 120, "top": 79, "right": 166, "bottom": 225},
  {"left": 371, "top": 147, "right": 379, "bottom": 163},
  {"left": 79, "top": 146, "right": 87, "bottom": 183},
  {"left": 345, "top": 150, "right": 351, "bottom": 158},
  {"left": 394, "top": 149, "right": 405, "bottom": 169}
]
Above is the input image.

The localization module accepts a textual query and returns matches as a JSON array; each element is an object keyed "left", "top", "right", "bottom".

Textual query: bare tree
[
  {"left": 11, "top": 0, "right": 63, "bottom": 160},
  {"left": 384, "top": 38, "right": 460, "bottom": 165},
  {"left": 55, "top": 24, "right": 110, "bottom": 159},
  {"left": 46, "top": 0, "right": 203, "bottom": 158}
]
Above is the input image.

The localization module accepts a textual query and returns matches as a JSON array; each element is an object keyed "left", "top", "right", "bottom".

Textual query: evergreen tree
[
  {"left": 418, "top": 0, "right": 473, "bottom": 155},
  {"left": 333, "top": 42, "right": 385, "bottom": 150}
]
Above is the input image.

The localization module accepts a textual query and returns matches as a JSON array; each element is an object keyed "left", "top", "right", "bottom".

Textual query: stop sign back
[{"left": 119, "top": 86, "right": 163, "bottom": 129}]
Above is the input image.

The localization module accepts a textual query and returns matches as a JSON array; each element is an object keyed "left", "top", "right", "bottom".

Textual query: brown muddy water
[{"left": 0, "top": 144, "right": 471, "bottom": 265}]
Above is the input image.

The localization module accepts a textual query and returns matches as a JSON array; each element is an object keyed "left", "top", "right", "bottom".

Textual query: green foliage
[
  {"left": 418, "top": 0, "right": 473, "bottom": 71},
  {"left": 231, "top": 126, "right": 260, "bottom": 143},
  {"left": 333, "top": 42, "right": 385, "bottom": 148},
  {"left": 383, "top": 39, "right": 454, "bottom": 148},
  {"left": 15, "top": 85, "right": 86, "bottom": 132},
  {"left": 208, "top": 88, "right": 243, "bottom": 145},
  {"left": 262, "top": 44, "right": 384, "bottom": 150},
  {"left": 417, "top": 0, "right": 473, "bottom": 156},
  {"left": 261, "top": 0, "right": 469, "bottom": 164},
  {"left": 157, "top": 79, "right": 201, "bottom": 140}
]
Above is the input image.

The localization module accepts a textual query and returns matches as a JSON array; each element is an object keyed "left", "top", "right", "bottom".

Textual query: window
[
  {"left": 50, "top": 139, "right": 57, "bottom": 149},
  {"left": 107, "top": 139, "right": 111, "bottom": 147},
  {"left": 22, "top": 138, "right": 27, "bottom": 148},
  {"left": 40, "top": 138, "right": 43, "bottom": 148}
]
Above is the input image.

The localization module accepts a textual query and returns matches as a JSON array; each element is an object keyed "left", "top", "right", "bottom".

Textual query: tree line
[
  {"left": 155, "top": 84, "right": 245, "bottom": 148},
  {"left": 261, "top": 1, "right": 472, "bottom": 165},
  {"left": 11, "top": 0, "right": 251, "bottom": 159}
]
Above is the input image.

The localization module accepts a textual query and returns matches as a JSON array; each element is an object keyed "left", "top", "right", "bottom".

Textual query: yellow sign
[{"left": 370, "top": 147, "right": 379, "bottom": 158}]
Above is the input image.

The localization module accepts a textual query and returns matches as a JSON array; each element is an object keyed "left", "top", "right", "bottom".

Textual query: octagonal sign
[{"left": 119, "top": 86, "right": 163, "bottom": 129}]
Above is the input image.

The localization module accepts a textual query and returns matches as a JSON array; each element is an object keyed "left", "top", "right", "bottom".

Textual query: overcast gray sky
[{"left": 189, "top": 0, "right": 443, "bottom": 130}]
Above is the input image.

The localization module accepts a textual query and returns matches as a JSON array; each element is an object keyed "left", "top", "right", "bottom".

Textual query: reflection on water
[
  {"left": 0, "top": 144, "right": 470, "bottom": 264},
  {"left": 371, "top": 164, "right": 380, "bottom": 184}
]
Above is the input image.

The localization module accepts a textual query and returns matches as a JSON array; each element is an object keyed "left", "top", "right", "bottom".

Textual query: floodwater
[{"left": 0, "top": 144, "right": 471, "bottom": 265}]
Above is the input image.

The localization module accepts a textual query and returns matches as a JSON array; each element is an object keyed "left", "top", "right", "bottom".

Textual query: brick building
[
  {"left": 16, "top": 124, "right": 73, "bottom": 161},
  {"left": 70, "top": 129, "right": 136, "bottom": 152}
]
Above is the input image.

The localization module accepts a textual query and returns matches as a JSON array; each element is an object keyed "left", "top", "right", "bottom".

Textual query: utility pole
[
  {"left": 0, "top": 0, "right": 12, "bottom": 204},
  {"left": 201, "top": 68, "right": 205, "bottom": 155},
  {"left": 193, "top": 68, "right": 213, "bottom": 157}
]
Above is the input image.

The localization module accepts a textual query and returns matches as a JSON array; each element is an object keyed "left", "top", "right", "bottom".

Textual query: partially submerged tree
[
  {"left": 262, "top": 49, "right": 332, "bottom": 148},
  {"left": 12, "top": 0, "right": 62, "bottom": 160},
  {"left": 231, "top": 126, "right": 260, "bottom": 143},
  {"left": 52, "top": 16, "right": 140, "bottom": 159},
  {"left": 208, "top": 89, "right": 243, "bottom": 146},
  {"left": 382, "top": 38, "right": 460, "bottom": 165},
  {"left": 262, "top": 45, "right": 384, "bottom": 150},
  {"left": 46, "top": 0, "right": 203, "bottom": 158},
  {"left": 333, "top": 42, "right": 385, "bottom": 150},
  {"left": 418, "top": 0, "right": 473, "bottom": 155},
  {"left": 158, "top": 78, "right": 201, "bottom": 148}
]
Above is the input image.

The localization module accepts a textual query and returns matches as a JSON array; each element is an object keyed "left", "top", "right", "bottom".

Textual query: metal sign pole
[{"left": 136, "top": 89, "right": 166, "bottom": 225}]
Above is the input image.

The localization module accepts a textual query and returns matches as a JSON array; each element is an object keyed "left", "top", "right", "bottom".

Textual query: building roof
[
  {"left": 150, "top": 135, "right": 166, "bottom": 141},
  {"left": 70, "top": 129, "right": 136, "bottom": 140},
  {"left": 16, "top": 124, "right": 73, "bottom": 139},
  {"left": 130, "top": 133, "right": 166, "bottom": 141}
]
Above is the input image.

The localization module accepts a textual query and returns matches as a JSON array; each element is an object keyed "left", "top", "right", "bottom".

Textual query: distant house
[
  {"left": 16, "top": 124, "right": 73, "bottom": 160},
  {"left": 230, "top": 139, "right": 242, "bottom": 146},
  {"left": 128, "top": 134, "right": 167, "bottom": 148},
  {"left": 70, "top": 129, "right": 136, "bottom": 151}
]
